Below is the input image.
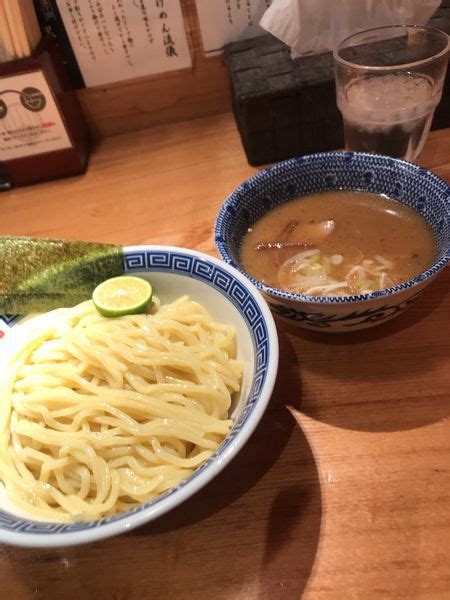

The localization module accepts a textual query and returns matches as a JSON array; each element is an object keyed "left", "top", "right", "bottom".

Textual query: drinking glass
[{"left": 334, "top": 25, "right": 449, "bottom": 161}]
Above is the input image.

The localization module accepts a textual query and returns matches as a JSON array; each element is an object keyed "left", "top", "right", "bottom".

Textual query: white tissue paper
[{"left": 260, "top": 0, "right": 442, "bottom": 58}]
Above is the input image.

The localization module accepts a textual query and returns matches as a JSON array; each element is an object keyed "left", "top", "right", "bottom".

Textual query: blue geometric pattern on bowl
[
  {"left": 270, "top": 290, "right": 424, "bottom": 329},
  {"left": 215, "top": 152, "right": 450, "bottom": 308},
  {"left": 0, "top": 249, "right": 270, "bottom": 535},
  {"left": 0, "top": 314, "right": 21, "bottom": 326}
]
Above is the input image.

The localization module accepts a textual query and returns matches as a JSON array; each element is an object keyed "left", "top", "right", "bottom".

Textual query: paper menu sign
[
  {"left": 0, "top": 70, "right": 72, "bottom": 161},
  {"left": 55, "top": 0, "right": 192, "bottom": 87},
  {"left": 195, "top": 0, "right": 272, "bottom": 55}
]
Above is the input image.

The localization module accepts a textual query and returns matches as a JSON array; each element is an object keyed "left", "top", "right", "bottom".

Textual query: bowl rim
[
  {"left": 215, "top": 151, "right": 450, "bottom": 305},
  {"left": 0, "top": 245, "right": 279, "bottom": 548}
]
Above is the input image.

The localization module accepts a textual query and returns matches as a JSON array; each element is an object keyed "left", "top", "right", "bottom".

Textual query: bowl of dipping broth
[{"left": 215, "top": 152, "right": 450, "bottom": 332}]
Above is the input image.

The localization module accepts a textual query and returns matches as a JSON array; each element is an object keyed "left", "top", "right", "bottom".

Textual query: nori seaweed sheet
[{"left": 0, "top": 237, "right": 124, "bottom": 314}]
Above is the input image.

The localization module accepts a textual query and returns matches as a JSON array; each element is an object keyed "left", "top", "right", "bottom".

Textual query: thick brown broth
[{"left": 240, "top": 191, "right": 435, "bottom": 296}]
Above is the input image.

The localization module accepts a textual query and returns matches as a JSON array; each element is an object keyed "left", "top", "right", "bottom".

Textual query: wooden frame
[{"left": 76, "top": 0, "right": 232, "bottom": 138}]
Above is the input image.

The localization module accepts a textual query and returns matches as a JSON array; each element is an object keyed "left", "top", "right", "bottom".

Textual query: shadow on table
[
  {"left": 280, "top": 271, "right": 450, "bottom": 432},
  {"left": 2, "top": 331, "right": 322, "bottom": 600}
]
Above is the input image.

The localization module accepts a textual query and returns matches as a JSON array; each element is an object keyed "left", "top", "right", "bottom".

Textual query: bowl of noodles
[
  {"left": 215, "top": 152, "right": 450, "bottom": 332},
  {"left": 0, "top": 246, "right": 278, "bottom": 547}
]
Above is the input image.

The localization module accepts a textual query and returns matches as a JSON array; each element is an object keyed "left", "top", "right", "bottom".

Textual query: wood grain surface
[{"left": 1, "top": 114, "right": 450, "bottom": 599}]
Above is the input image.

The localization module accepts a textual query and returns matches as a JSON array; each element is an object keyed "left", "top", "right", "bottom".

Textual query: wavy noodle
[{"left": 0, "top": 297, "right": 243, "bottom": 522}]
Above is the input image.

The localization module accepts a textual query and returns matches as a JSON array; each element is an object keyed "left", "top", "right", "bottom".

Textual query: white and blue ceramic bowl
[
  {"left": 0, "top": 246, "right": 278, "bottom": 547},
  {"left": 215, "top": 152, "right": 450, "bottom": 332}
]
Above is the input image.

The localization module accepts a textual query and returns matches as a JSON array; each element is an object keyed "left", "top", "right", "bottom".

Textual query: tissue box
[{"left": 224, "top": 7, "right": 450, "bottom": 166}]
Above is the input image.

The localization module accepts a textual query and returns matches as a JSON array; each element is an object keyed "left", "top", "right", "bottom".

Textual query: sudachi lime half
[{"left": 92, "top": 276, "right": 153, "bottom": 317}]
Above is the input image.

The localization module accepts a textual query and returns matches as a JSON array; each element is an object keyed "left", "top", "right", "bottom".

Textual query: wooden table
[{"left": 1, "top": 114, "right": 449, "bottom": 599}]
